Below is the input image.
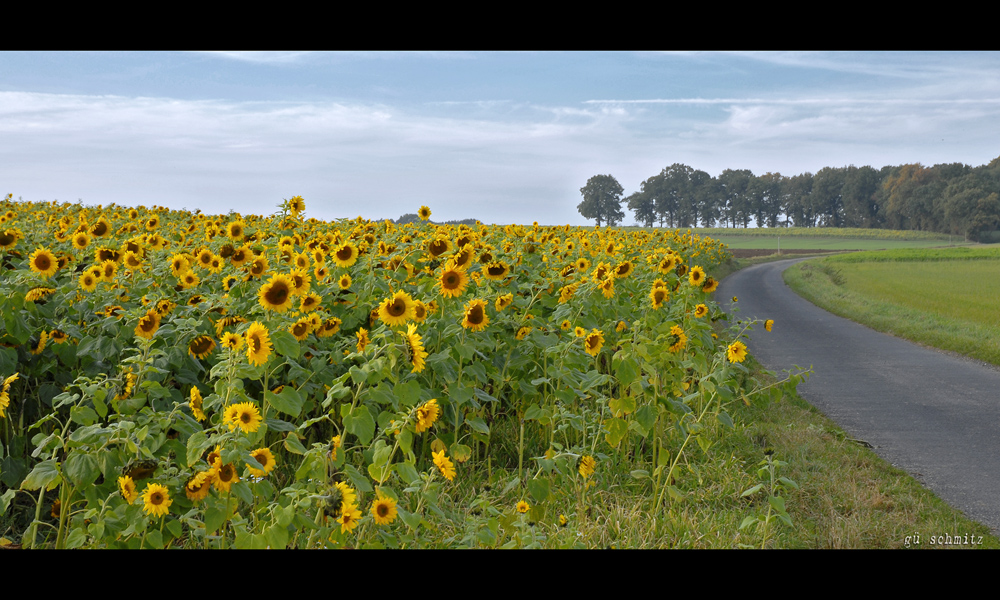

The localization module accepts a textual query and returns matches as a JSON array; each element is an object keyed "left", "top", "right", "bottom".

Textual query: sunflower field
[{"left": 0, "top": 194, "right": 794, "bottom": 548}]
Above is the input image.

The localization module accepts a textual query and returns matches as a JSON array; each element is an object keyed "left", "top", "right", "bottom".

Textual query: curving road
[{"left": 718, "top": 257, "right": 1000, "bottom": 534}]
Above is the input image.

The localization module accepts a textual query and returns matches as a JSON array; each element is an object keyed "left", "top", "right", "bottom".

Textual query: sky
[{"left": 3, "top": 51, "right": 999, "bottom": 226}]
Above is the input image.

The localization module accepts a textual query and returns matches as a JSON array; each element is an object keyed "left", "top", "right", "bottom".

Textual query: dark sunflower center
[
  {"left": 250, "top": 337, "right": 261, "bottom": 352},
  {"left": 256, "top": 453, "right": 268, "bottom": 467},
  {"left": 377, "top": 504, "right": 390, "bottom": 517},
  {"left": 151, "top": 492, "right": 163, "bottom": 504},
  {"left": 443, "top": 273, "right": 459, "bottom": 288},
  {"left": 337, "top": 247, "right": 352, "bottom": 261},
  {"left": 468, "top": 305, "right": 484, "bottom": 324},
  {"left": 389, "top": 300, "right": 406, "bottom": 316},
  {"left": 488, "top": 265, "right": 504, "bottom": 276},
  {"left": 293, "top": 323, "right": 308, "bottom": 335},
  {"left": 241, "top": 412, "right": 252, "bottom": 424},
  {"left": 35, "top": 255, "right": 51, "bottom": 270},
  {"left": 266, "top": 285, "right": 288, "bottom": 305}
]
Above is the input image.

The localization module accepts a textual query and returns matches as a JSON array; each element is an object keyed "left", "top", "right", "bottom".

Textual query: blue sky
[{"left": 3, "top": 51, "right": 999, "bottom": 226}]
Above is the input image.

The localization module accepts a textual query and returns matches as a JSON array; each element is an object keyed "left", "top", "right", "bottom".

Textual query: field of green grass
[{"left": 784, "top": 248, "right": 1000, "bottom": 366}]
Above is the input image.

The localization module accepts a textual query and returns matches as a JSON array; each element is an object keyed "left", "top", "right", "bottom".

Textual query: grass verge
[{"left": 783, "top": 253, "right": 1000, "bottom": 366}]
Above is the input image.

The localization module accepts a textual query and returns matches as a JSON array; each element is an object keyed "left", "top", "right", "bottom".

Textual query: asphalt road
[{"left": 717, "top": 257, "right": 1000, "bottom": 535}]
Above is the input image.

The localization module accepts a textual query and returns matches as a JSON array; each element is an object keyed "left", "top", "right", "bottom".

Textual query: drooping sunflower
[
  {"left": 414, "top": 398, "right": 440, "bottom": 433},
  {"left": 694, "top": 304, "right": 709, "bottom": 318},
  {"left": 188, "top": 335, "right": 216, "bottom": 360},
  {"left": 289, "top": 318, "right": 313, "bottom": 341},
  {"left": 185, "top": 471, "right": 213, "bottom": 502},
  {"left": 438, "top": 264, "right": 469, "bottom": 299},
  {"left": 495, "top": 293, "right": 514, "bottom": 311},
  {"left": 371, "top": 494, "right": 398, "bottom": 525},
  {"left": 245, "top": 322, "right": 272, "bottom": 367},
  {"left": 49, "top": 329, "right": 69, "bottom": 344},
  {"left": 702, "top": 276, "right": 719, "bottom": 294},
  {"left": 584, "top": 329, "right": 604, "bottom": 356},
  {"left": 614, "top": 260, "right": 634, "bottom": 278},
  {"left": 316, "top": 317, "right": 342, "bottom": 338},
  {"left": 134, "top": 310, "right": 161, "bottom": 340},
  {"left": 426, "top": 236, "right": 452, "bottom": 258},
  {"left": 25, "top": 287, "right": 56, "bottom": 303},
  {"left": 765, "top": 319, "right": 774, "bottom": 332},
  {"left": 668, "top": 325, "right": 687, "bottom": 353},
  {"left": 727, "top": 340, "right": 748, "bottom": 363},
  {"left": 516, "top": 326, "right": 532, "bottom": 340},
  {"left": 432, "top": 449, "right": 456, "bottom": 482},
  {"left": 29, "top": 248, "right": 59, "bottom": 278},
  {"left": 483, "top": 261, "right": 510, "bottom": 281},
  {"left": 258, "top": 273, "right": 295, "bottom": 312},
  {"left": 578, "top": 455, "right": 596, "bottom": 479},
  {"left": 598, "top": 276, "right": 615, "bottom": 299},
  {"left": 461, "top": 299, "right": 489, "bottom": 332},
  {"left": 402, "top": 324, "right": 429, "bottom": 374},
  {"left": 213, "top": 462, "right": 239, "bottom": 493},
  {"left": 118, "top": 475, "right": 139, "bottom": 504},
  {"left": 246, "top": 447, "right": 276, "bottom": 478},
  {"left": 190, "top": 386, "right": 207, "bottom": 421},
  {"left": 141, "top": 483, "right": 172, "bottom": 518},
  {"left": 228, "top": 402, "right": 263, "bottom": 434},
  {"left": 378, "top": 290, "right": 415, "bottom": 326},
  {"left": 355, "top": 328, "right": 370, "bottom": 353}
]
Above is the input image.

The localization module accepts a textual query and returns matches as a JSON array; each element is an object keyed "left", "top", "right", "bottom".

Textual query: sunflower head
[
  {"left": 245, "top": 322, "right": 272, "bottom": 367},
  {"left": 584, "top": 329, "right": 604, "bottom": 356},
  {"left": 378, "top": 290, "right": 415, "bottom": 326},
  {"left": 188, "top": 335, "right": 216, "bottom": 359},
  {"left": 418, "top": 206, "right": 431, "bottom": 221},
  {"left": 259, "top": 274, "right": 295, "bottom": 312},
  {"left": 461, "top": 299, "right": 489, "bottom": 332},
  {"left": 439, "top": 265, "right": 469, "bottom": 299},
  {"left": 29, "top": 248, "right": 59, "bottom": 278},
  {"left": 228, "top": 402, "right": 263, "bottom": 434}
]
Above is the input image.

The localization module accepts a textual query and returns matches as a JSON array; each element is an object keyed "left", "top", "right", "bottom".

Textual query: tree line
[{"left": 579, "top": 156, "right": 1000, "bottom": 240}]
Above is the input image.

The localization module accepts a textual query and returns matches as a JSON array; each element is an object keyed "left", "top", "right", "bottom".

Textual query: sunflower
[
  {"left": 289, "top": 318, "right": 312, "bottom": 341},
  {"left": 228, "top": 402, "right": 263, "bottom": 434},
  {"left": 378, "top": 290, "right": 415, "bottom": 326},
  {"left": 727, "top": 340, "right": 748, "bottom": 363},
  {"left": 495, "top": 293, "right": 514, "bottom": 311},
  {"left": 516, "top": 500, "right": 530, "bottom": 514},
  {"left": 578, "top": 455, "right": 596, "bottom": 479},
  {"left": 483, "top": 261, "right": 510, "bottom": 281},
  {"left": 338, "top": 503, "right": 362, "bottom": 534},
  {"left": 403, "top": 324, "right": 429, "bottom": 373},
  {"left": 427, "top": 237, "right": 452, "bottom": 258},
  {"left": 334, "top": 481, "right": 358, "bottom": 513},
  {"left": 134, "top": 310, "right": 161, "bottom": 340},
  {"left": 258, "top": 273, "right": 295, "bottom": 312},
  {"left": 141, "top": 483, "right": 172, "bottom": 518},
  {"left": 371, "top": 494, "right": 398, "bottom": 525},
  {"left": 355, "top": 328, "right": 370, "bottom": 353},
  {"left": 79, "top": 271, "right": 98, "bottom": 293},
  {"left": 701, "top": 276, "right": 719, "bottom": 294},
  {"left": 598, "top": 276, "right": 615, "bottom": 299},
  {"left": 123, "top": 250, "right": 143, "bottom": 271},
  {"left": 668, "top": 325, "right": 687, "bottom": 353},
  {"left": 230, "top": 245, "right": 252, "bottom": 268},
  {"left": 765, "top": 319, "right": 774, "bottom": 332},
  {"left": 190, "top": 386, "right": 207, "bottom": 421},
  {"left": 288, "top": 195, "right": 306, "bottom": 216},
  {"left": 337, "top": 273, "right": 352, "bottom": 290},
  {"left": 71, "top": 231, "right": 91, "bottom": 251},
  {"left": 316, "top": 317, "right": 342, "bottom": 338},
  {"left": 414, "top": 398, "right": 440, "bottom": 433},
  {"left": 185, "top": 471, "right": 212, "bottom": 502},
  {"left": 29, "top": 248, "right": 58, "bottom": 278},
  {"left": 418, "top": 205, "right": 432, "bottom": 221},
  {"left": 412, "top": 300, "right": 428, "bottom": 323},
  {"left": 584, "top": 329, "right": 604, "bottom": 356},
  {"left": 558, "top": 283, "right": 577, "bottom": 304},
  {"left": 333, "top": 242, "right": 359, "bottom": 268},
  {"left": 461, "top": 299, "right": 489, "bottom": 332},
  {"left": 49, "top": 329, "right": 69, "bottom": 344},
  {"left": 248, "top": 255, "right": 269, "bottom": 279},
  {"left": 438, "top": 265, "right": 469, "bottom": 298},
  {"left": 657, "top": 255, "right": 676, "bottom": 274},
  {"left": 299, "top": 292, "right": 322, "bottom": 313},
  {"left": 614, "top": 260, "right": 634, "bottom": 278},
  {"left": 118, "top": 475, "right": 139, "bottom": 504},
  {"left": 213, "top": 463, "right": 239, "bottom": 493},
  {"left": 574, "top": 326, "right": 586, "bottom": 338},
  {"left": 616, "top": 320, "right": 628, "bottom": 332},
  {"left": 245, "top": 322, "right": 272, "bottom": 367},
  {"left": 694, "top": 304, "right": 709, "bottom": 318},
  {"left": 226, "top": 220, "right": 246, "bottom": 241},
  {"left": 560, "top": 319, "right": 572, "bottom": 331},
  {"left": 688, "top": 266, "right": 705, "bottom": 287},
  {"left": 25, "top": 287, "right": 56, "bottom": 303},
  {"left": 188, "top": 335, "right": 216, "bottom": 359},
  {"left": 432, "top": 449, "right": 456, "bottom": 482},
  {"left": 516, "top": 326, "right": 532, "bottom": 340},
  {"left": 246, "top": 447, "right": 276, "bottom": 478}
]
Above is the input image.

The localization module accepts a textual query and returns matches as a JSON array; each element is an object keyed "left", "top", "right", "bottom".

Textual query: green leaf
[
  {"left": 343, "top": 464, "right": 374, "bottom": 493},
  {"left": 393, "top": 380, "right": 422, "bottom": 407},
  {"left": 717, "top": 411, "right": 734, "bottom": 430},
  {"left": 21, "top": 459, "right": 61, "bottom": 491},
  {"left": 0, "top": 489, "right": 16, "bottom": 516},
  {"left": 604, "top": 417, "right": 628, "bottom": 447},
  {"left": 739, "top": 516, "right": 759, "bottom": 530},
  {"left": 768, "top": 495, "right": 786, "bottom": 514},
  {"left": 283, "top": 432, "right": 307, "bottom": 455},
  {"left": 64, "top": 527, "right": 87, "bottom": 549},
  {"left": 527, "top": 478, "right": 550, "bottom": 503},
  {"left": 186, "top": 431, "right": 211, "bottom": 467},
  {"left": 741, "top": 483, "right": 764, "bottom": 498},
  {"left": 609, "top": 395, "right": 636, "bottom": 417},
  {"left": 398, "top": 507, "right": 422, "bottom": 530},
  {"left": 70, "top": 405, "right": 100, "bottom": 427},
  {"left": 629, "top": 469, "right": 650, "bottom": 479},
  {"left": 266, "top": 386, "right": 304, "bottom": 418},
  {"left": 778, "top": 476, "right": 799, "bottom": 490},
  {"left": 396, "top": 462, "right": 420, "bottom": 485},
  {"left": 270, "top": 329, "right": 300, "bottom": 359},
  {"left": 63, "top": 451, "right": 100, "bottom": 488},
  {"left": 343, "top": 405, "right": 375, "bottom": 445},
  {"left": 204, "top": 505, "right": 228, "bottom": 534},
  {"left": 466, "top": 417, "right": 489, "bottom": 435}
]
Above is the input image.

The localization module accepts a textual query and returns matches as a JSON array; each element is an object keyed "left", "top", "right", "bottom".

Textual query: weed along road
[{"left": 718, "top": 257, "right": 1000, "bottom": 535}]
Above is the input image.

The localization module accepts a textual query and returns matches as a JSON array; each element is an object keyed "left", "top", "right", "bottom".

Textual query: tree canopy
[{"left": 578, "top": 175, "right": 625, "bottom": 226}]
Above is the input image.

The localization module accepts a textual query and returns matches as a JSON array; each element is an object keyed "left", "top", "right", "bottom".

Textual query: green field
[
  {"left": 784, "top": 249, "right": 1000, "bottom": 365},
  {"left": 711, "top": 236, "right": 972, "bottom": 251}
]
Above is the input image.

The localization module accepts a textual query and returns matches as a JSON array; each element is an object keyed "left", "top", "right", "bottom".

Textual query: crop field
[
  {"left": 3, "top": 194, "right": 822, "bottom": 549},
  {"left": 784, "top": 248, "right": 1000, "bottom": 366}
]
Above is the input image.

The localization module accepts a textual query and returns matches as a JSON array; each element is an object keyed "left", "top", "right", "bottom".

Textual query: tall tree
[
  {"left": 626, "top": 190, "right": 656, "bottom": 228},
  {"left": 578, "top": 175, "right": 625, "bottom": 226},
  {"left": 717, "top": 169, "right": 753, "bottom": 228}
]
